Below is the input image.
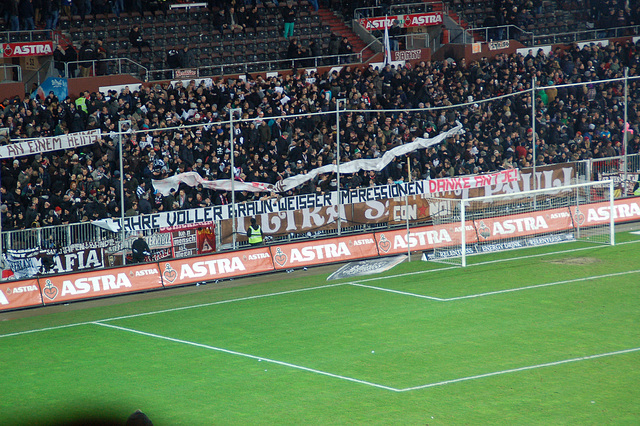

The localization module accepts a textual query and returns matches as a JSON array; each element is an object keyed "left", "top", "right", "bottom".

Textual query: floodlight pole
[
  {"left": 230, "top": 107, "right": 242, "bottom": 250},
  {"left": 336, "top": 99, "right": 346, "bottom": 236},
  {"left": 118, "top": 120, "right": 131, "bottom": 265}
]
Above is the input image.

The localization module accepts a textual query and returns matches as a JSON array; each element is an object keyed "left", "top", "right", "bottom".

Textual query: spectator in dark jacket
[
  {"left": 65, "top": 45, "right": 78, "bottom": 77},
  {"left": 44, "top": 0, "right": 60, "bottom": 30},
  {"left": 19, "top": 0, "right": 35, "bottom": 30},
  {"left": 129, "top": 25, "right": 150, "bottom": 51},
  {"left": 9, "top": 0, "right": 20, "bottom": 31},
  {"left": 53, "top": 44, "right": 66, "bottom": 77},
  {"left": 78, "top": 41, "right": 96, "bottom": 77}
]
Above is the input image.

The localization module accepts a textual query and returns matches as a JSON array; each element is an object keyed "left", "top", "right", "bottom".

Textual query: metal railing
[
  {"left": 354, "top": 1, "right": 445, "bottom": 21},
  {"left": 62, "top": 57, "right": 149, "bottom": 80},
  {"left": 529, "top": 24, "right": 640, "bottom": 46},
  {"left": 466, "top": 25, "right": 534, "bottom": 46},
  {"left": 1, "top": 221, "right": 114, "bottom": 253},
  {"left": 0, "top": 64, "right": 22, "bottom": 82},
  {"left": 452, "top": 19, "right": 640, "bottom": 48},
  {"left": 4, "top": 153, "right": 640, "bottom": 259},
  {"left": 146, "top": 52, "right": 359, "bottom": 81},
  {"left": 0, "top": 29, "right": 54, "bottom": 43},
  {"left": 465, "top": 24, "right": 640, "bottom": 47},
  {"left": 23, "top": 59, "right": 53, "bottom": 94}
]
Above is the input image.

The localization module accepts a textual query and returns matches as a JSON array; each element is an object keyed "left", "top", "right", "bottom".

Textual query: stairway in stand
[{"left": 316, "top": 7, "right": 376, "bottom": 63}]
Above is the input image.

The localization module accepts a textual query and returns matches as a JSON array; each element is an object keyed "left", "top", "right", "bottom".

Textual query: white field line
[
  {"left": 94, "top": 322, "right": 640, "bottom": 393},
  {"left": 3, "top": 238, "right": 640, "bottom": 339},
  {"left": 348, "top": 282, "right": 447, "bottom": 301},
  {"left": 354, "top": 240, "right": 640, "bottom": 286},
  {"left": 93, "top": 321, "right": 400, "bottom": 392},
  {"left": 399, "top": 346, "right": 640, "bottom": 392},
  {"left": 0, "top": 283, "right": 346, "bottom": 339},
  {"left": 0, "top": 321, "right": 97, "bottom": 339},
  {"left": 443, "top": 269, "right": 640, "bottom": 301},
  {"left": 353, "top": 269, "right": 640, "bottom": 302}
]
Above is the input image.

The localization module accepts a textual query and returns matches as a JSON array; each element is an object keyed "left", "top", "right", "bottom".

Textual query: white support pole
[
  {"left": 406, "top": 157, "right": 411, "bottom": 261},
  {"left": 623, "top": 67, "right": 629, "bottom": 191},
  {"left": 532, "top": 77, "right": 537, "bottom": 191},
  {"left": 230, "top": 107, "right": 242, "bottom": 249},
  {"left": 336, "top": 99, "right": 346, "bottom": 236},
  {"left": 610, "top": 179, "right": 615, "bottom": 246},
  {"left": 461, "top": 198, "right": 466, "bottom": 268},
  {"left": 118, "top": 120, "right": 131, "bottom": 265}
]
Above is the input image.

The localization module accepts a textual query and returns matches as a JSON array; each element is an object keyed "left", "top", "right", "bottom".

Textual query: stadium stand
[{"left": 0, "top": 0, "right": 638, "bottom": 235}]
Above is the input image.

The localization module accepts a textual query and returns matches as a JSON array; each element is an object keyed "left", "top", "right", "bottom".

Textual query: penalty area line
[
  {"left": 399, "top": 346, "right": 640, "bottom": 392},
  {"left": 442, "top": 269, "right": 640, "bottom": 301},
  {"left": 349, "top": 268, "right": 640, "bottom": 303},
  {"left": 93, "top": 322, "right": 400, "bottom": 392},
  {"left": 348, "top": 282, "right": 446, "bottom": 301},
  {"left": 0, "top": 283, "right": 347, "bottom": 339}
]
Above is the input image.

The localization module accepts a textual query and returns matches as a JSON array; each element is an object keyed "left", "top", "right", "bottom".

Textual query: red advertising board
[
  {"left": 270, "top": 235, "right": 379, "bottom": 270},
  {"left": 471, "top": 207, "right": 574, "bottom": 243},
  {"left": 40, "top": 264, "right": 163, "bottom": 304},
  {"left": 375, "top": 206, "right": 578, "bottom": 255},
  {"left": 159, "top": 247, "right": 274, "bottom": 287},
  {"left": 0, "top": 41, "right": 53, "bottom": 58},
  {"left": 359, "top": 13, "right": 443, "bottom": 30},
  {"left": 572, "top": 198, "right": 640, "bottom": 226},
  {"left": 0, "top": 279, "right": 42, "bottom": 311},
  {"left": 375, "top": 222, "right": 477, "bottom": 255}
]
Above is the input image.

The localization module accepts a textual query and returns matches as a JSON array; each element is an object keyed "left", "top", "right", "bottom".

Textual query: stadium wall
[
  {"left": 2, "top": 196, "right": 640, "bottom": 313},
  {"left": 0, "top": 82, "right": 25, "bottom": 101}
]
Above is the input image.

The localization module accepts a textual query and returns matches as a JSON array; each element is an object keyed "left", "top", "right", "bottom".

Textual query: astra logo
[
  {"left": 288, "top": 243, "right": 351, "bottom": 263},
  {"left": 179, "top": 258, "right": 246, "bottom": 279},
  {"left": 60, "top": 274, "right": 132, "bottom": 296},
  {"left": 492, "top": 216, "right": 549, "bottom": 235}
]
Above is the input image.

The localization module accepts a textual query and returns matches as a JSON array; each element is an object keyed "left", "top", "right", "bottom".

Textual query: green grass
[{"left": 2, "top": 234, "right": 640, "bottom": 425}]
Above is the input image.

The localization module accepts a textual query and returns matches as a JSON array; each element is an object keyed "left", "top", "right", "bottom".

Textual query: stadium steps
[{"left": 316, "top": 7, "right": 376, "bottom": 63}]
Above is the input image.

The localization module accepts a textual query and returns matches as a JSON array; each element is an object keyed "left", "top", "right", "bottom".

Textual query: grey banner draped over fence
[{"left": 151, "top": 122, "right": 464, "bottom": 195}]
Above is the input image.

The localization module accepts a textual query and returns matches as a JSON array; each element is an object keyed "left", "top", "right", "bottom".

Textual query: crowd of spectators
[
  {"left": 589, "top": 0, "right": 640, "bottom": 29},
  {"left": 1, "top": 38, "right": 640, "bottom": 232}
]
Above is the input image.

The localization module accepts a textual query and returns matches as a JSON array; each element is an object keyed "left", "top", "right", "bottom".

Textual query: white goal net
[{"left": 425, "top": 180, "right": 615, "bottom": 267}]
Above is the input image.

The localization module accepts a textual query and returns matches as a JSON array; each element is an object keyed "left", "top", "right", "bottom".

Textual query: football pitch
[{"left": 2, "top": 233, "right": 640, "bottom": 425}]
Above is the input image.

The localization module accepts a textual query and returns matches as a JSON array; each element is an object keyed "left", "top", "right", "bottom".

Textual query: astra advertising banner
[
  {"left": 0, "top": 41, "right": 53, "bottom": 58},
  {"left": 159, "top": 247, "right": 274, "bottom": 287},
  {"left": 3, "top": 196, "right": 640, "bottom": 312},
  {"left": 360, "top": 13, "right": 443, "bottom": 30},
  {"left": 40, "top": 264, "right": 163, "bottom": 305},
  {"left": 571, "top": 197, "right": 640, "bottom": 226},
  {"left": 270, "top": 235, "right": 379, "bottom": 270},
  {"left": 374, "top": 222, "right": 476, "bottom": 256},
  {"left": 0, "top": 279, "right": 43, "bottom": 310},
  {"left": 375, "top": 206, "right": 579, "bottom": 255}
]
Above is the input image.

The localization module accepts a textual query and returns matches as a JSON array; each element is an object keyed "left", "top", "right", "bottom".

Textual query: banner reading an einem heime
[{"left": 0, "top": 129, "right": 101, "bottom": 159}]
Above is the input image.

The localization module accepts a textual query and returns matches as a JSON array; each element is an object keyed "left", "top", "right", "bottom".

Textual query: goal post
[{"left": 425, "top": 180, "right": 615, "bottom": 267}]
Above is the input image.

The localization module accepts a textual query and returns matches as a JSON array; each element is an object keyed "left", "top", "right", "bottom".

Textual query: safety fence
[{"left": 2, "top": 194, "right": 639, "bottom": 312}]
